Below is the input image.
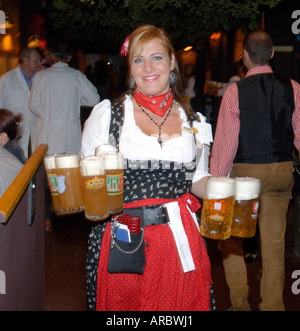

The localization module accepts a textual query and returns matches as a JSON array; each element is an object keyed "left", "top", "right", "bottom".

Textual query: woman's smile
[{"left": 131, "top": 38, "right": 175, "bottom": 96}]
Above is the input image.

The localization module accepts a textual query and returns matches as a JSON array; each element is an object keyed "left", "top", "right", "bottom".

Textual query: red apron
[{"left": 96, "top": 193, "right": 212, "bottom": 311}]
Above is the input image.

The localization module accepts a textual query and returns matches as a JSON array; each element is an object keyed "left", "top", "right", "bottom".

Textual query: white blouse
[{"left": 81, "top": 95, "right": 212, "bottom": 183}]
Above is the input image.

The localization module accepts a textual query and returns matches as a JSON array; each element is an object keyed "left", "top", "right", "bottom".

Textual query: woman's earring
[
  {"left": 169, "top": 71, "right": 176, "bottom": 87},
  {"left": 129, "top": 77, "right": 135, "bottom": 90}
]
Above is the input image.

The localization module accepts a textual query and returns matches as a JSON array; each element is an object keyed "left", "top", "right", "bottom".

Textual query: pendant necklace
[{"left": 135, "top": 99, "right": 173, "bottom": 146}]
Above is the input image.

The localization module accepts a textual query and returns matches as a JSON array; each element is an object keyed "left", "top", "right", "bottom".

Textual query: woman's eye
[
  {"left": 153, "top": 56, "right": 162, "bottom": 61},
  {"left": 134, "top": 58, "right": 143, "bottom": 64}
]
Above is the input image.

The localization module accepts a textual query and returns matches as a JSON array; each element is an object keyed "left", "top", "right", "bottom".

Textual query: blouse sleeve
[{"left": 80, "top": 99, "right": 112, "bottom": 157}]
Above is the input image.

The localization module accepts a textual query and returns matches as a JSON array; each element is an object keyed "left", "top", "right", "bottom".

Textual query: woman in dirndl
[{"left": 81, "top": 24, "right": 215, "bottom": 311}]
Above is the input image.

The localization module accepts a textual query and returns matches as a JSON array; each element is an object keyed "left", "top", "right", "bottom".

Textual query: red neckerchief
[{"left": 133, "top": 89, "right": 173, "bottom": 117}]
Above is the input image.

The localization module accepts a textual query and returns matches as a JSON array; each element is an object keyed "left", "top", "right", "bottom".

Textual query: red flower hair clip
[{"left": 120, "top": 35, "right": 131, "bottom": 56}]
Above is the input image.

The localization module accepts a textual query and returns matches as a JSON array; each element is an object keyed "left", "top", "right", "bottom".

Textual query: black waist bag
[{"left": 107, "top": 214, "right": 146, "bottom": 275}]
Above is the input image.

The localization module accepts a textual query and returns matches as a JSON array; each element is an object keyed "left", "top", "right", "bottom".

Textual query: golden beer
[
  {"left": 80, "top": 156, "right": 109, "bottom": 221},
  {"left": 231, "top": 177, "right": 261, "bottom": 238},
  {"left": 44, "top": 155, "right": 62, "bottom": 215},
  {"left": 55, "top": 154, "right": 84, "bottom": 215},
  {"left": 104, "top": 151, "right": 124, "bottom": 215},
  {"left": 200, "top": 177, "right": 235, "bottom": 240}
]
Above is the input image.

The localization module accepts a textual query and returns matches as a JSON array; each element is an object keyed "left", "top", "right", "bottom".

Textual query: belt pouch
[{"left": 107, "top": 214, "right": 146, "bottom": 275}]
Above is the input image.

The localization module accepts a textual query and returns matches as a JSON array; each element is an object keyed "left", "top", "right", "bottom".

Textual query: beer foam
[
  {"left": 95, "top": 144, "right": 117, "bottom": 156},
  {"left": 104, "top": 152, "right": 123, "bottom": 169},
  {"left": 235, "top": 177, "right": 261, "bottom": 200},
  {"left": 44, "top": 153, "right": 66, "bottom": 169},
  {"left": 55, "top": 154, "right": 79, "bottom": 169},
  {"left": 80, "top": 156, "right": 105, "bottom": 176},
  {"left": 205, "top": 177, "right": 235, "bottom": 199},
  {"left": 44, "top": 155, "right": 56, "bottom": 169}
]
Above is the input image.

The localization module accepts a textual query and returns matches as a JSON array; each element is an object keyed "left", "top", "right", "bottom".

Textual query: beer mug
[
  {"left": 200, "top": 177, "right": 235, "bottom": 240},
  {"left": 55, "top": 154, "right": 84, "bottom": 215},
  {"left": 95, "top": 144, "right": 117, "bottom": 156},
  {"left": 231, "top": 177, "right": 261, "bottom": 238},
  {"left": 80, "top": 156, "right": 109, "bottom": 221},
  {"left": 44, "top": 154, "right": 62, "bottom": 215},
  {"left": 104, "top": 151, "right": 124, "bottom": 215}
]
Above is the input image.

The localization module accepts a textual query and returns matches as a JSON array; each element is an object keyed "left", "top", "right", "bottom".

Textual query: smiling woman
[
  {"left": 130, "top": 37, "right": 180, "bottom": 145},
  {"left": 81, "top": 24, "right": 214, "bottom": 312},
  {"left": 131, "top": 38, "right": 174, "bottom": 97}
]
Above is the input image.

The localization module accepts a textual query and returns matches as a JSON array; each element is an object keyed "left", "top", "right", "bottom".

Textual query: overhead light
[
  {"left": 27, "top": 34, "right": 47, "bottom": 50},
  {"left": 210, "top": 32, "right": 221, "bottom": 41},
  {"left": 184, "top": 46, "right": 193, "bottom": 52}
]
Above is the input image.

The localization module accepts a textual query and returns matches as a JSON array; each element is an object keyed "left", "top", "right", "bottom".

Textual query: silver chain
[
  {"left": 113, "top": 229, "right": 144, "bottom": 254},
  {"left": 135, "top": 100, "right": 173, "bottom": 146}
]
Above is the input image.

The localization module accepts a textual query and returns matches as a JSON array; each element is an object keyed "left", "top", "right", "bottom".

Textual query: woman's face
[{"left": 131, "top": 38, "right": 175, "bottom": 96}]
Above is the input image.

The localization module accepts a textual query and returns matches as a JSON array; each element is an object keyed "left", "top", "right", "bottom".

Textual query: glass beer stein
[
  {"left": 231, "top": 177, "right": 261, "bottom": 238},
  {"left": 95, "top": 144, "right": 117, "bottom": 156},
  {"left": 104, "top": 151, "right": 124, "bottom": 215},
  {"left": 55, "top": 154, "right": 84, "bottom": 215},
  {"left": 200, "top": 177, "right": 235, "bottom": 240},
  {"left": 44, "top": 154, "right": 62, "bottom": 215},
  {"left": 80, "top": 156, "right": 109, "bottom": 221}
]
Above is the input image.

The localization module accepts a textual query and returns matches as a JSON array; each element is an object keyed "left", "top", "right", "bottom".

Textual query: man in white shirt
[
  {"left": 0, "top": 48, "right": 42, "bottom": 158},
  {"left": 28, "top": 45, "right": 100, "bottom": 155}
]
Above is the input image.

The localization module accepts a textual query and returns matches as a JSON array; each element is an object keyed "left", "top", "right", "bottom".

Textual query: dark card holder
[{"left": 108, "top": 215, "right": 145, "bottom": 275}]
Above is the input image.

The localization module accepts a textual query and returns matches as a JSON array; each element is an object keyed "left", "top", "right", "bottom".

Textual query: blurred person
[
  {"left": 0, "top": 144, "right": 23, "bottom": 197},
  {"left": 210, "top": 29, "right": 300, "bottom": 311},
  {"left": 217, "top": 58, "right": 247, "bottom": 97},
  {"left": 81, "top": 24, "right": 214, "bottom": 311},
  {"left": 28, "top": 44, "right": 99, "bottom": 232},
  {"left": 28, "top": 43, "right": 100, "bottom": 155},
  {"left": 0, "top": 109, "right": 27, "bottom": 164},
  {"left": 0, "top": 48, "right": 41, "bottom": 158},
  {"left": 183, "top": 63, "right": 196, "bottom": 107}
]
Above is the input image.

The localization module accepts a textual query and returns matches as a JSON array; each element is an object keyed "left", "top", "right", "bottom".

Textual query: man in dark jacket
[{"left": 210, "top": 29, "right": 300, "bottom": 311}]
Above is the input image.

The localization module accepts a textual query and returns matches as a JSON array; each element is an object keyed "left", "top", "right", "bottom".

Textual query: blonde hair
[
  {"left": 126, "top": 24, "right": 191, "bottom": 118},
  {"left": 127, "top": 24, "right": 174, "bottom": 66}
]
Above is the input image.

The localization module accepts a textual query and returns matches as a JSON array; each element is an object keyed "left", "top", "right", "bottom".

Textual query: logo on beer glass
[
  {"left": 253, "top": 201, "right": 259, "bottom": 214},
  {"left": 107, "top": 172, "right": 124, "bottom": 194},
  {"left": 56, "top": 175, "right": 67, "bottom": 194},
  {"left": 48, "top": 174, "right": 58, "bottom": 195},
  {"left": 85, "top": 177, "right": 106, "bottom": 189}
]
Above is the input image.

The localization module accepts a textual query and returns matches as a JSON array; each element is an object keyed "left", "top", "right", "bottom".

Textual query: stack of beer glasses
[
  {"left": 44, "top": 146, "right": 124, "bottom": 220},
  {"left": 231, "top": 177, "right": 261, "bottom": 238},
  {"left": 200, "top": 177, "right": 236, "bottom": 240}
]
